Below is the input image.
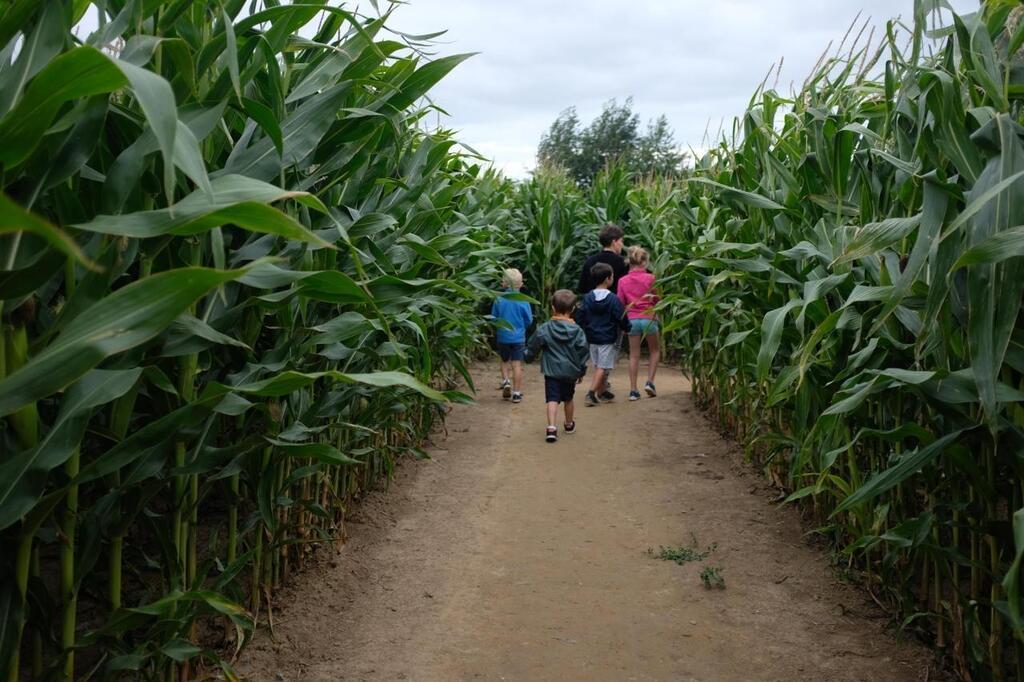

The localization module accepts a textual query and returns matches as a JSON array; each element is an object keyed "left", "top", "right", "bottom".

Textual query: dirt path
[{"left": 239, "top": 361, "right": 940, "bottom": 681}]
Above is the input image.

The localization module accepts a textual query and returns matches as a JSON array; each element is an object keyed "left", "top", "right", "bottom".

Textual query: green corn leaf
[
  {"left": 833, "top": 215, "right": 920, "bottom": 265},
  {"left": 0, "top": 268, "right": 251, "bottom": 417},
  {"left": 756, "top": 299, "right": 803, "bottom": 380},
  {"left": 0, "top": 368, "right": 141, "bottom": 531},
  {"left": 832, "top": 429, "right": 968, "bottom": 515},
  {"left": 952, "top": 225, "right": 1024, "bottom": 270},
  {"left": 265, "top": 440, "right": 362, "bottom": 465},
  {"left": 1001, "top": 507, "right": 1024, "bottom": 638},
  {"left": 0, "top": 193, "right": 99, "bottom": 270},
  {"left": 688, "top": 177, "right": 785, "bottom": 210},
  {"left": 226, "top": 369, "right": 446, "bottom": 402},
  {"left": 74, "top": 175, "right": 332, "bottom": 247}
]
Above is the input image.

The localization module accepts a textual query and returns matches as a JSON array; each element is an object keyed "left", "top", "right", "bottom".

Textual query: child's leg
[
  {"left": 628, "top": 334, "right": 642, "bottom": 391},
  {"left": 564, "top": 398, "right": 575, "bottom": 425},
  {"left": 647, "top": 333, "right": 661, "bottom": 383},
  {"left": 589, "top": 366, "right": 606, "bottom": 393},
  {"left": 546, "top": 401, "right": 559, "bottom": 426},
  {"left": 512, "top": 359, "right": 524, "bottom": 393},
  {"left": 500, "top": 359, "right": 511, "bottom": 381}
]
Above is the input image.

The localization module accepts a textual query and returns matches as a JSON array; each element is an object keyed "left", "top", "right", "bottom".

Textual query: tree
[
  {"left": 537, "top": 106, "right": 582, "bottom": 177},
  {"left": 536, "top": 98, "right": 684, "bottom": 185},
  {"left": 634, "top": 115, "right": 685, "bottom": 177}
]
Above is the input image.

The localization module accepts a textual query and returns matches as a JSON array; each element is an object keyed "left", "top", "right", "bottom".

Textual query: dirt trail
[{"left": 239, "top": 361, "right": 940, "bottom": 681}]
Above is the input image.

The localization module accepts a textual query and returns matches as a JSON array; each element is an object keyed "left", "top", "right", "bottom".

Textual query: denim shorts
[
  {"left": 544, "top": 376, "right": 577, "bottom": 403},
  {"left": 629, "top": 318, "right": 659, "bottom": 336},
  {"left": 497, "top": 342, "right": 525, "bottom": 362},
  {"left": 589, "top": 343, "right": 618, "bottom": 369}
]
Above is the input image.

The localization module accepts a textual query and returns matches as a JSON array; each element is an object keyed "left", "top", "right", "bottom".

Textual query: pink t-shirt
[{"left": 617, "top": 270, "right": 658, "bottom": 320}]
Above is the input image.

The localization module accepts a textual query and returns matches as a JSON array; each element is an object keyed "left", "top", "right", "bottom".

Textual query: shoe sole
[
  {"left": 645, "top": 386, "right": 656, "bottom": 397},
  {"left": 629, "top": 396, "right": 640, "bottom": 401},
  {"left": 545, "top": 435, "right": 557, "bottom": 442},
  {"left": 511, "top": 398, "right": 522, "bottom": 404},
  {"left": 502, "top": 386, "right": 512, "bottom": 400}
]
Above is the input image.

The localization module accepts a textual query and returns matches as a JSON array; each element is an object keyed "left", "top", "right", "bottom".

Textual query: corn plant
[
  {"left": 0, "top": 2, "right": 502, "bottom": 679},
  {"left": 656, "top": 2, "right": 1024, "bottom": 678}
]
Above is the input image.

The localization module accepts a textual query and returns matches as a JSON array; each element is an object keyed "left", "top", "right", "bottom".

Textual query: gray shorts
[{"left": 589, "top": 343, "right": 618, "bottom": 370}]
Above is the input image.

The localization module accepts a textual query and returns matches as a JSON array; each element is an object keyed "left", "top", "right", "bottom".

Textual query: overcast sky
[{"left": 387, "top": 0, "right": 979, "bottom": 178}]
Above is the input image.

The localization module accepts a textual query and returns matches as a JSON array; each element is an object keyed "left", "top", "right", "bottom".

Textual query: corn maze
[{"left": 1, "top": 0, "right": 1023, "bottom": 680}]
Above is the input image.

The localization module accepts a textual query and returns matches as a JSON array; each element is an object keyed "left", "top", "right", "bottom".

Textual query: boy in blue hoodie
[
  {"left": 491, "top": 268, "right": 533, "bottom": 403},
  {"left": 577, "top": 262, "right": 630, "bottom": 406},
  {"left": 525, "top": 289, "right": 590, "bottom": 442}
]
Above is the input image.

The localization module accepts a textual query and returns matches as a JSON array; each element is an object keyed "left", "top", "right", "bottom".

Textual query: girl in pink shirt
[{"left": 616, "top": 246, "right": 660, "bottom": 400}]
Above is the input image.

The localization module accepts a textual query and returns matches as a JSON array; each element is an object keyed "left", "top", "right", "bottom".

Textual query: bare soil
[{"left": 238, "top": 361, "right": 943, "bottom": 681}]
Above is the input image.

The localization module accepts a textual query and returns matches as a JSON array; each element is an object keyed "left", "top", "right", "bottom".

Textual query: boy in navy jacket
[{"left": 576, "top": 262, "right": 630, "bottom": 406}]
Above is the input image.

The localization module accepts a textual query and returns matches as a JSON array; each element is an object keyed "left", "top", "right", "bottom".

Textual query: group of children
[{"left": 490, "top": 239, "right": 661, "bottom": 442}]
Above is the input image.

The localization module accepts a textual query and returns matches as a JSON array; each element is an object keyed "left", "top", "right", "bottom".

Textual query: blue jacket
[
  {"left": 491, "top": 290, "right": 533, "bottom": 344},
  {"left": 577, "top": 288, "right": 629, "bottom": 344}
]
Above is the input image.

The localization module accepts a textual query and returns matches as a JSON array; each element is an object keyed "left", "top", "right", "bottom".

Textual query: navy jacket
[{"left": 577, "top": 289, "right": 630, "bottom": 344}]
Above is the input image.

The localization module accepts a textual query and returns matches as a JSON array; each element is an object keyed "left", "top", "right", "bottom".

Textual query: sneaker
[
  {"left": 498, "top": 378, "right": 510, "bottom": 391},
  {"left": 564, "top": 421, "right": 576, "bottom": 434},
  {"left": 644, "top": 381, "right": 657, "bottom": 397},
  {"left": 585, "top": 391, "right": 600, "bottom": 407},
  {"left": 629, "top": 390, "right": 641, "bottom": 401},
  {"left": 545, "top": 426, "right": 558, "bottom": 443},
  {"left": 511, "top": 391, "right": 523, "bottom": 403},
  {"left": 502, "top": 382, "right": 512, "bottom": 400},
  {"left": 599, "top": 390, "right": 615, "bottom": 402}
]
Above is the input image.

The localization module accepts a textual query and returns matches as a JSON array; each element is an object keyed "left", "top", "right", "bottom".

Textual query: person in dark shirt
[{"left": 577, "top": 223, "right": 628, "bottom": 294}]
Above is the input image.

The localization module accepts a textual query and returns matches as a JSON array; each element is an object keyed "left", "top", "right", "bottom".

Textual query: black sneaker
[
  {"left": 502, "top": 383, "right": 512, "bottom": 400},
  {"left": 644, "top": 381, "right": 657, "bottom": 397},
  {"left": 545, "top": 426, "right": 558, "bottom": 442},
  {"left": 511, "top": 392, "right": 523, "bottom": 403},
  {"left": 585, "top": 391, "right": 599, "bottom": 406},
  {"left": 629, "top": 390, "right": 641, "bottom": 401},
  {"left": 564, "top": 421, "right": 576, "bottom": 434},
  {"left": 599, "top": 390, "right": 615, "bottom": 402}
]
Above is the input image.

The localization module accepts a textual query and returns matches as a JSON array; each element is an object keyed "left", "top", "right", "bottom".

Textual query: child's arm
[
  {"left": 573, "top": 329, "right": 590, "bottom": 380},
  {"left": 612, "top": 295, "right": 631, "bottom": 332},
  {"left": 575, "top": 297, "right": 589, "bottom": 330},
  {"left": 524, "top": 326, "right": 543, "bottom": 363}
]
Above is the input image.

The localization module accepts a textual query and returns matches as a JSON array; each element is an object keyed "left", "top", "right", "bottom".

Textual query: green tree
[
  {"left": 634, "top": 115, "right": 686, "bottom": 177},
  {"left": 537, "top": 106, "right": 583, "bottom": 178},
  {"left": 537, "top": 98, "right": 684, "bottom": 185}
]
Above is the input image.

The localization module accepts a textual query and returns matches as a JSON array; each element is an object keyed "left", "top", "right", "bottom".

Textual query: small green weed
[
  {"left": 700, "top": 565, "right": 726, "bottom": 589},
  {"left": 647, "top": 543, "right": 715, "bottom": 565}
]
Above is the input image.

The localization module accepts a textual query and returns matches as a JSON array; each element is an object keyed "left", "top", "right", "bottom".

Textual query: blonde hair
[
  {"left": 502, "top": 268, "right": 523, "bottom": 289},
  {"left": 628, "top": 246, "right": 650, "bottom": 268}
]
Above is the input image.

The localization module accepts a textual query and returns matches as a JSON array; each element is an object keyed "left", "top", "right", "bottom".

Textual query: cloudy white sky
[{"left": 386, "top": 0, "right": 979, "bottom": 178}]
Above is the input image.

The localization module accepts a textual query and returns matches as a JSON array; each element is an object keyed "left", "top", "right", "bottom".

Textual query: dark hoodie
[
  {"left": 524, "top": 319, "right": 590, "bottom": 380},
  {"left": 577, "top": 288, "right": 630, "bottom": 344}
]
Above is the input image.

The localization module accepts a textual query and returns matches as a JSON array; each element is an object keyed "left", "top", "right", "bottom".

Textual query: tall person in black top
[{"left": 578, "top": 224, "right": 629, "bottom": 294}]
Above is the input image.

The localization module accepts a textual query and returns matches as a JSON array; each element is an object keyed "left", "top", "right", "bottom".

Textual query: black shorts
[
  {"left": 497, "top": 342, "right": 526, "bottom": 362},
  {"left": 544, "top": 376, "right": 577, "bottom": 404}
]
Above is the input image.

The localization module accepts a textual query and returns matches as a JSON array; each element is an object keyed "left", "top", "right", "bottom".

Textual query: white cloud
[{"left": 389, "top": 0, "right": 980, "bottom": 178}]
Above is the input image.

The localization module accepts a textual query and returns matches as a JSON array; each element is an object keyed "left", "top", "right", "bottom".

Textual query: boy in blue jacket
[
  {"left": 491, "top": 268, "right": 533, "bottom": 403},
  {"left": 577, "top": 262, "right": 630, "bottom": 406}
]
